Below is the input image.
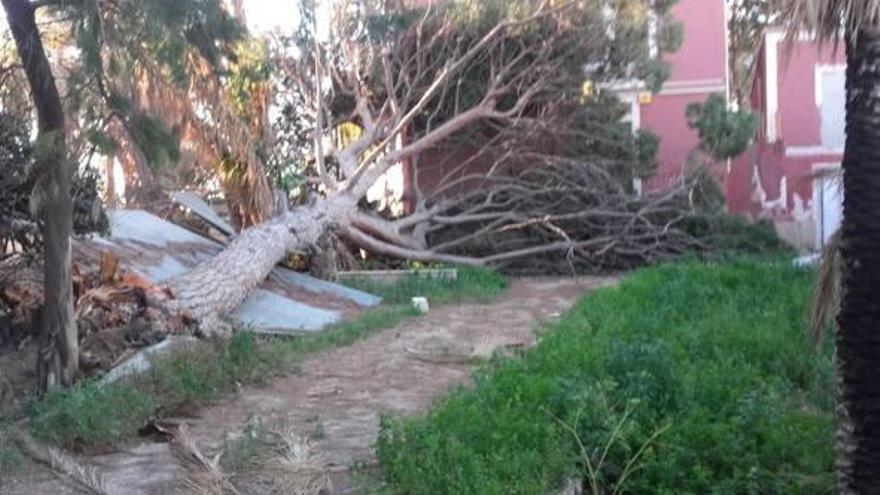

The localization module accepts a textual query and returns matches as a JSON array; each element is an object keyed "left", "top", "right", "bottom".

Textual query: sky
[
  {"left": 0, "top": 1, "right": 307, "bottom": 38},
  {"left": 244, "top": 0, "right": 301, "bottom": 34}
]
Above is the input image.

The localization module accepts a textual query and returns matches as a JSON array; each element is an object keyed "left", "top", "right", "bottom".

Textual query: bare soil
[{"left": 1, "top": 276, "right": 615, "bottom": 495}]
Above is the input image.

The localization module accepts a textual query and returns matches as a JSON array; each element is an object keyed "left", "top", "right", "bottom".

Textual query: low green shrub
[
  {"left": 0, "top": 427, "right": 24, "bottom": 475},
  {"left": 377, "top": 259, "right": 834, "bottom": 494},
  {"left": 29, "top": 379, "right": 156, "bottom": 447}
]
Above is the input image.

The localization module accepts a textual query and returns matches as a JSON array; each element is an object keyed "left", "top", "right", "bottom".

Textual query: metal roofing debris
[
  {"left": 236, "top": 289, "right": 340, "bottom": 334},
  {"left": 101, "top": 336, "right": 199, "bottom": 384},
  {"left": 171, "top": 191, "right": 237, "bottom": 237},
  {"left": 79, "top": 209, "right": 380, "bottom": 335},
  {"left": 271, "top": 268, "right": 381, "bottom": 307}
]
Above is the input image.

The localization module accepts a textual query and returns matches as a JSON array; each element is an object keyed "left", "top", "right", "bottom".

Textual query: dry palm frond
[
  {"left": 12, "top": 429, "right": 111, "bottom": 495},
  {"left": 171, "top": 424, "right": 240, "bottom": 495},
  {"left": 782, "top": 0, "right": 880, "bottom": 41},
  {"left": 811, "top": 229, "right": 842, "bottom": 347},
  {"left": 241, "top": 427, "right": 332, "bottom": 495}
]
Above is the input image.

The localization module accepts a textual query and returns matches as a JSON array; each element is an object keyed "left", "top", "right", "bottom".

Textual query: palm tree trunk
[{"left": 835, "top": 28, "right": 880, "bottom": 493}]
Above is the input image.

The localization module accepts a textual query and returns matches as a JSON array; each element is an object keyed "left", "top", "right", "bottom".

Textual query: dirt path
[{"left": 3, "top": 277, "right": 615, "bottom": 495}]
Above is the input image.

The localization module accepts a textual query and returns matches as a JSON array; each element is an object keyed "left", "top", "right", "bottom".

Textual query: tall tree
[
  {"left": 728, "top": 0, "right": 782, "bottom": 105},
  {"left": 784, "top": 0, "right": 880, "bottom": 491},
  {"left": 1, "top": 0, "right": 77, "bottom": 388},
  {"left": 28, "top": 0, "right": 276, "bottom": 226}
]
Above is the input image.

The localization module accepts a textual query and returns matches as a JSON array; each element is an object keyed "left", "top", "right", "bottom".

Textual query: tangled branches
[{"left": 420, "top": 158, "right": 706, "bottom": 274}]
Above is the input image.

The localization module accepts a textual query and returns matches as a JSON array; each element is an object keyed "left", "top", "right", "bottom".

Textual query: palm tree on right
[{"left": 784, "top": 1, "right": 880, "bottom": 492}]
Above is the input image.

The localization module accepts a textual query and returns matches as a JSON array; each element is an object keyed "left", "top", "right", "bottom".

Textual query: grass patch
[
  {"left": 27, "top": 266, "right": 506, "bottom": 448},
  {"left": 377, "top": 259, "right": 835, "bottom": 494},
  {"left": 343, "top": 265, "right": 508, "bottom": 305},
  {"left": 0, "top": 427, "right": 23, "bottom": 475}
]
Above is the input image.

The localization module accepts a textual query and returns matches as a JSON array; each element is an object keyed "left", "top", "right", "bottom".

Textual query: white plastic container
[{"left": 411, "top": 297, "right": 430, "bottom": 314}]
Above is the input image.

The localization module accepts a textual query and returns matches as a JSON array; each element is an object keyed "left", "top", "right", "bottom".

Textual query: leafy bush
[
  {"left": 687, "top": 93, "right": 758, "bottom": 160},
  {"left": 378, "top": 260, "right": 834, "bottom": 494}
]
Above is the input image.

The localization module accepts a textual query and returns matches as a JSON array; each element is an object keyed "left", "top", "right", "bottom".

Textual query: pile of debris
[{"left": 0, "top": 250, "right": 185, "bottom": 374}]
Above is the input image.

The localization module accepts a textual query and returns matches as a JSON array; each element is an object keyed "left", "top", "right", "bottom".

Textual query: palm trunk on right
[{"left": 835, "top": 27, "right": 880, "bottom": 493}]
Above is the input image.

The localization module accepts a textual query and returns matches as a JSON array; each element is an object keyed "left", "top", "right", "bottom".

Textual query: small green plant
[{"left": 547, "top": 395, "right": 670, "bottom": 495}]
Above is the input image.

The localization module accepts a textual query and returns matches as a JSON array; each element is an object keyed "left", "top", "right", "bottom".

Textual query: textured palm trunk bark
[
  {"left": 2, "top": 0, "right": 78, "bottom": 388},
  {"left": 835, "top": 28, "right": 880, "bottom": 493},
  {"left": 167, "top": 195, "right": 355, "bottom": 332}
]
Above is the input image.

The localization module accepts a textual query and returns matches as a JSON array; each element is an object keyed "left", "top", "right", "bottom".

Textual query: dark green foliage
[
  {"left": 658, "top": 19, "right": 684, "bottom": 53},
  {"left": 635, "top": 129, "right": 660, "bottom": 178},
  {"left": 0, "top": 112, "right": 30, "bottom": 169},
  {"left": 562, "top": 93, "right": 661, "bottom": 185},
  {"left": 687, "top": 93, "right": 758, "bottom": 160},
  {"left": 728, "top": 0, "right": 783, "bottom": 104},
  {"left": 58, "top": 0, "right": 245, "bottom": 84},
  {"left": 229, "top": 40, "right": 271, "bottom": 116},
  {"left": 378, "top": 260, "right": 834, "bottom": 494},
  {"left": 692, "top": 215, "right": 794, "bottom": 256},
  {"left": 596, "top": 0, "right": 680, "bottom": 94},
  {"left": 677, "top": 168, "right": 792, "bottom": 256},
  {"left": 38, "top": 0, "right": 246, "bottom": 181},
  {"left": 0, "top": 112, "right": 107, "bottom": 252},
  {"left": 641, "top": 57, "right": 673, "bottom": 94},
  {"left": 86, "top": 129, "right": 117, "bottom": 155},
  {"left": 125, "top": 112, "right": 181, "bottom": 169}
]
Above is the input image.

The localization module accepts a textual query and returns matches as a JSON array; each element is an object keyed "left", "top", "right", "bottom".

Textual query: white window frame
[{"left": 812, "top": 161, "right": 842, "bottom": 250}]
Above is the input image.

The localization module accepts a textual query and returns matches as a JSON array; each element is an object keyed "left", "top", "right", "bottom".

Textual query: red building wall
[
  {"left": 640, "top": 0, "right": 728, "bottom": 189},
  {"left": 725, "top": 29, "right": 844, "bottom": 250}
]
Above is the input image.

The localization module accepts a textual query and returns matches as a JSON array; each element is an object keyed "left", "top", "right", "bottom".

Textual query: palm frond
[
  {"left": 811, "top": 229, "right": 842, "bottom": 347},
  {"left": 782, "top": 0, "right": 880, "bottom": 41},
  {"left": 12, "top": 429, "right": 111, "bottom": 495},
  {"left": 171, "top": 424, "right": 240, "bottom": 495}
]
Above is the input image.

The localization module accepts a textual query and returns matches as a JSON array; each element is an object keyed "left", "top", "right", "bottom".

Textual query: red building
[
  {"left": 727, "top": 28, "right": 844, "bottom": 250},
  {"left": 612, "top": 0, "right": 729, "bottom": 192}
]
